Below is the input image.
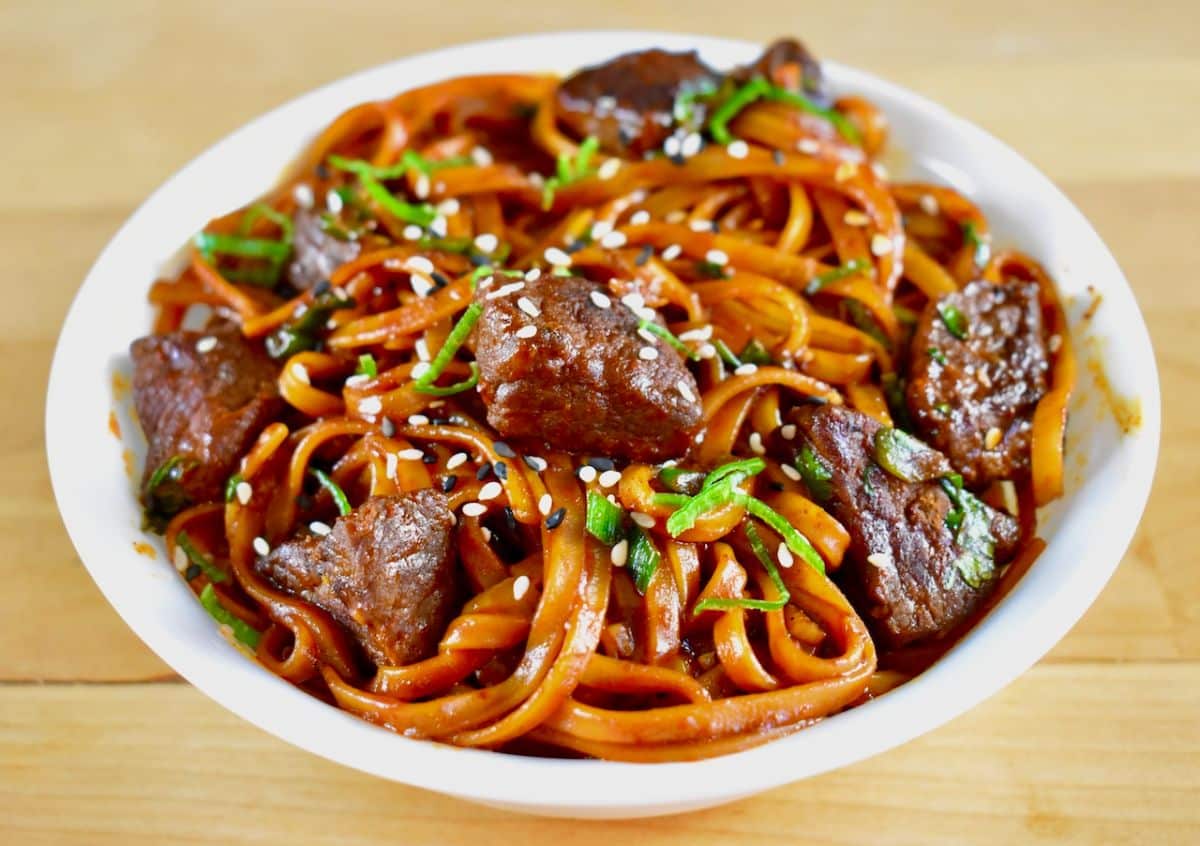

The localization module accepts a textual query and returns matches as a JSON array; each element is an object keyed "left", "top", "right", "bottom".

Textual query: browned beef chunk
[
  {"left": 732, "top": 37, "right": 826, "bottom": 100},
  {"left": 130, "top": 323, "right": 282, "bottom": 521},
  {"left": 556, "top": 49, "right": 718, "bottom": 156},
  {"left": 473, "top": 273, "right": 701, "bottom": 462},
  {"left": 254, "top": 491, "right": 459, "bottom": 667},
  {"left": 790, "top": 404, "right": 1020, "bottom": 648},
  {"left": 284, "top": 209, "right": 361, "bottom": 291},
  {"left": 907, "top": 280, "right": 1049, "bottom": 488}
]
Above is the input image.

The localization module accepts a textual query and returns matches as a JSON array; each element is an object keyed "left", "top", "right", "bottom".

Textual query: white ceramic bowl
[{"left": 46, "top": 31, "right": 1160, "bottom": 818}]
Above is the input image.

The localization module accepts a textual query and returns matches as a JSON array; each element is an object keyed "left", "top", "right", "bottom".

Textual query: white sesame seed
[
  {"left": 235, "top": 481, "right": 253, "bottom": 505},
  {"left": 867, "top": 552, "right": 892, "bottom": 568},
  {"left": 410, "top": 274, "right": 437, "bottom": 299},
  {"left": 538, "top": 493, "right": 553, "bottom": 516},
  {"left": 843, "top": 210, "right": 871, "bottom": 227},
  {"left": 780, "top": 424, "right": 797, "bottom": 441},
  {"left": 635, "top": 306, "right": 657, "bottom": 321},
  {"left": 172, "top": 545, "right": 188, "bottom": 572},
  {"left": 871, "top": 234, "right": 892, "bottom": 256},
  {"left": 835, "top": 161, "right": 857, "bottom": 183},
  {"left": 985, "top": 427, "right": 1003, "bottom": 450},
  {"left": 446, "top": 452, "right": 468, "bottom": 469},
  {"left": 639, "top": 346, "right": 659, "bottom": 361},
  {"left": 678, "top": 325, "right": 713, "bottom": 342},
  {"left": 397, "top": 448, "right": 424, "bottom": 461},
  {"left": 292, "top": 183, "right": 314, "bottom": 209},
  {"left": 402, "top": 224, "right": 423, "bottom": 241},
  {"left": 727, "top": 139, "right": 750, "bottom": 159},
  {"left": 515, "top": 325, "right": 538, "bottom": 339},
  {"left": 194, "top": 336, "right": 217, "bottom": 354},
  {"left": 512, "top": 574, "right": 532, "bottom": 600},
  {"left": 689, "top": 219, "right": 713, "bottom": 232},
  {"left": 310, "top": 521, "right": 332, "bottom": 537},
  {"left": 325, "top": 189, "right": 344, "bottom": 214},
  {"left": 919, "top": 193, "right": 940, "bottom": 216},
  {"left": 749, "top": 432, "right": 766, "bottom": 455},
  {"left": 681, "top": 132, "right": 703, "bottom": 157},
  {"left": 414, "top": 173, "right": 431, "bottom": 199},
  {"left": 781, "top": 463, "right": 802, "bottom": 481},
  {"left": 637, "top": 327, "right": 657, "bottom": 344},
  {"left": 999, "top": 480, "right": 1020, "bottom": 517},
  {"left": 407, "top": 414, "right": 429, "bottom": 426},
  {"left": 359, "top": 396, "right": 383, "bottom": 415},
  {"left": 705, "top": 248, "right": 728, "bottom": 266},
  {"left": 526, "top": 456, "right": 548, "bottom": 472},
  {"left": 661, "top": 243, "right": 683, "bottom": 260},
  {"left": 777, "top": 544, "right": 795, "bottom": 568},
  {"left": 590, "top": 220, "right": 613, "bottom": 240},
  {"left": 485, "top": 281, "right": 525, "bottom": 300},
  {"left": 797, "top": 138, "right": 821, "bottom": 155},
  {"left": 610, "top": 539, "right": 629, "bottom": 567},
  {"left": 629, "top": 210, "right": 651, "bottom": 226},
  {"left": 481, "top": 527, "right": 492, "bottom": 541},
  {"left": 471, "top": 146, "right": 494, "bottom": 166},
  {"left": 462, "top": 502, "right": 487, "bottom": 517},
  {"left": 600, "top": 230, "right": 627, "bottom": 249},
  {"left": 597, "top": 158, "right": 621, "bottom": 180},
  {"left": 578, "top": 465, "right": 598, "bottom": 483},
  {"left": 385, "top": 452, "right": 398, "bottom": 480},
  {"left": 524, "top": 267, "right": 542, "bottom": 282},
  {"left": 663, "top": 135, "right": 682, "bottom": 157},
  {"left": 517, "top": 296, "right": 541, "bottom": 318},
  {"left": 478, "top": 481, "right": 503, "bottom": 501},
  {"left": 621, "top": 292, "right": 645, "bottom": 310},
  {"left": 437, "top": 198, "right": 461, "bottom": 216},
  {"left": 978, "top": 368, "right": 993, "bottom": 389},
  {"left": 430, "top": 215, "right": 448, "bottom": 237},
  {"left": 406, "top": 256, "right": 435, "bottom": 274},
  {"left": 252, "top": 536, "right": 271, "bottom": 557},
  {"left": 734, "top": 363, "right": 758, "bottom": 376},
  {"left": 544, "top": 247, "right": 572, "bottom": 266},
  {"left": 289, "top": 361, "right": 311, "bottom": 384},
  {"left": 677, "top": 380, "right": 696, "bottom": 403},
  {"left": 473, "top": 233, "right": 499, "bottom": 253},
  {"left": 411, "top": 363, "right": 431, "bottom": 382},
  {"left": 872, "top": 162, "right": 890, "bottom": 180},
  {"left": 698, "top": 343, "right": 717, "bottom": 359},
  {"left": 598, "top": 469, "right": 622, "bottom": 488},
  {"left": 589, "top": 290, "right": 612, "bottom": 309},
  {"left": 631, "top": 511, "right": 655, "bottom": 529}
]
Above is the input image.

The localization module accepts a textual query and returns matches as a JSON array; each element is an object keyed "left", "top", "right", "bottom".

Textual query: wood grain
[{"left": 3, "top": 0, "right": 1197, "bottom": 841}]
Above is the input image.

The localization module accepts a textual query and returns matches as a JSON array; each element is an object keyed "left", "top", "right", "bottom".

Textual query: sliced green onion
[
  {"left": 360, "top": 176, "right": 436, "bottom": 226},
  {"left": 702, "top": 457, "right": 767, "bottom": 490},
  {"left": 937, "top": 301, "right": 969, "bottom": 340},
  {"left": 224, "top": 473, "right": 244, "bottom": 504},
  {"left": 805, "top": 258, "right": 871, "bottom": 295},
  {"left": 652, "top": 492, "right": 692, "bottom": 508},
  {"left": 238, "top": 203, "right": 294, "bottom": 241},
  {"left": 693, "top": 522, "right": 790, "bottom": 613},
  {"left": 413, "top": 302, "right": 482, "bottom": 393},
  {"left": 328, "top": 151, "right": 472, "bottom": 183},
  {"left": 961, "top": 221, "right": 991, "bottom": 268},
  {"left": 147, "top": 455, "right": 187, "bottom": 494},
  {"left": 575, "top": 136, "right": 599, "bottom": 176},
  {"left": 194, "top": 232, "right": 291, "bottom": 263},
  {"left": 309, "top": 468, "right": 351, "bottom": 516},
  {"left": 412, "top": 362, "right": 479, "bottom": 396},
  {"left": 739, "top": 337, "right": 773, "bottom": 366},
  {"left": 199, "top": 584, "right": 261, "bottom": 649},
  {"left": 709, "top": 77, "right": 860, "bottom": 146},
  {"left": 874, "top": 427, "right": 944, "bottom": 483},
  {"left": 940, "top": 473, "right": 966, "bottom": 532},
  {"left": 893, "top": 304, "right": 921, "bottom": 325},
  {"left": 845, "top": 299, "right": 891, "bottom": 351},
  {"left": 741, "top": 496, "right": 825, "bottom": 574},
  {"left": 935, "top": 402, "right": 952, "bottom": 416},
  {"left": 938, "top": 474, "right": 997, "bottom": 588},
  {"left": 143, "top": 455, "right": 194, "bottom": 533},
  {"left": 586, "top": 491, "right": 624, "bottom": 545},
  {"left": 880, "top": 372, "right": 913, "bottom": 431},
  {"left": 765, "top": 86, "right": 861, "bottom": 145},
  {"left": 265, "top": 292, "right": 355, "bottom": 359},
  {"left": 695, "top": 260, "right": 730, "bottom": 280},
  {"left": 664, "top": 476, "right": 743, "bottom": 537},
  {"left": 638, "top": 319, "right": 698, "bottom": 360},
  {"left": 713, "top": 338, "right": 742, "bottom": 368},
  {"left": 469, "top": 265, "right": 524, "bottom": 291},
  {"left": 928, "top": 346, "right": 948, "bottom": 365},
  {"left": 541, "top": 136, "right": 600, "bottom": 210},
  {"left": 658, "top": 466, "right": 707, "bottom": 495},
  {"left": 795, "top": 444, "right": 833, "bottom": 501},
  {"left": 356, "top": 354, "right": 377, "bottom": 378},
  {"left": 627, "top": 525, "right": 661, "bottom": 594},
  {"left": 673, "top": 79, "right": 719, "bottom": 126},
  {"left": 176, "top": 531, "right": 227, "bottom": 583}
]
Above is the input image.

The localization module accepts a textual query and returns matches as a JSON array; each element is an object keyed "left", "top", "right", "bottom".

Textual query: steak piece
[
  {"left": 285, "top": 209, "right": 361, "bottom": 291},
  {"left": 907, "top": 280, "right": 1049, "bottom": 487},
  {"left": 790, "top": 404, "right": 1020, "bottom": 648},
  {"left": 732, "top": 37, "right": 826, "bottom": 100},
  {"left": 255, "top": 491, "right": 460, "bottom": 667}
]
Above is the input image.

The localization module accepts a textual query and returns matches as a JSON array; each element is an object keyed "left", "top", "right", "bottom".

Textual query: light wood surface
[{"left": 3, "top": 1, "right": 1197, "bottom": 842}]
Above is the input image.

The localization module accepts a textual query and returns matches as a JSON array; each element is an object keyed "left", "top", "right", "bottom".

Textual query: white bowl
[{"left": 46, "top": 31, "right": 1160, "bottom": 818}]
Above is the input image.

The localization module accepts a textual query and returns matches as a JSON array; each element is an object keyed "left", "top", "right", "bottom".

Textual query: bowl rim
[{"left": 45, "top": 29, "right": 1161, "bottom": 813}]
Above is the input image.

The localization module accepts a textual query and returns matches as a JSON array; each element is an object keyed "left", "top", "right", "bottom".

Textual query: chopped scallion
[
  {"left": 413, "top": 302, "right": 482, "bottom": 393},
  {"left": 961, "top": 221, "right": 991, "bottom": 268},
  {"left": 199, "top": 584, "right": 261, "bottom": 649},
  {"left": 795, "top": 444, "right": 833, "bottom": 501},
  {"left": 176, "top": 531, "right": 227, "bottom": 583},
  {"left": 693, "top": 521, "right": 790, "bottom": 613},
  {"left": 637, "top": 319, "right": 698, "bottom": 360},
  {"left": 585, "top": 490, "right": 624, "bottom": 545},
  {"left": 356, "top": 353, "right": 378, "bottom": 378},
  {"left": 874, "top": 427, "right": 944, "bottom": 483},
  {"left": 627, "top": 524, "right": 661, "bottom": 594},
  {"left": 224, "top": 473, "right": 244, "bottom": 504},
  {"left": 937, "top": 301, "right": 969, "bottom": 340},
  {"left": 709, "top": 76, "right": 860, "bottom": 146},
  {"left": 805, "top": 258, "right": 871, "bottom": 295},
  {"left": 309, "top": 468, "right": 352, "bottom": 516}
]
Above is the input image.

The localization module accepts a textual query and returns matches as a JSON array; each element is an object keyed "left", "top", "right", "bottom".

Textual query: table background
[{"left": 3, "top": 1, "right": 1197, "bottom": 843}]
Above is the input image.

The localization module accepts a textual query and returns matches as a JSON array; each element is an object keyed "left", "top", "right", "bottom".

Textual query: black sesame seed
[
  {"left": 585, "top": 457, "right": 616, "bottom": 472},
  {"left": 440, "top": 475, "right": 458, "bottom": 493},
  {"left": 768, "top": 481, "right": 786, "bottom": 492},
  {"left": 618, "top": 126, "right": 634, "bottom": 148},
  {"left": 494, "top": 441, "right": 516, "bottom": 458},
  {"left": 313, "top": 279, "right": 332, "bottom": 297},
  {"left": 184, "top": 564, "right": 201, "bottom": 582},
  {"left": 422, "top": 452, "right": 438, "bottom": 465},
  {"left": 476, "top": 463, "right": 493, "bottom": 481},
  {"left": 380, "top": 417, "right": 396, "bottom": 437},
  {"left": 545, "top": 507, "right": 567, "bottom": 530},
  {"left": 635, "top": 244, "right": 653, "bottom": 266},
  {"left": 468, "top": 252, "right": 491, "bottom": 267},
  {"left": 316, "top": 163, "right": 330, "bottom": 180},
  {"left": 566, "top": 238, "right": 587, "bottom": 254},
  {"left": 803, "top": 394, "right": 829, "bottom": 406},
  {"left": 494, "top": 461, "right": 508, "bottom": 480},
  {"left": 710, "top": 220, "right": 720, "bottom": 233},
  {"left": 669, "top": 153, "right": 686, "bottom": 166},
  {"left": 431, "top": 271, "right": 450, "bottom": 289},
  {"left": 773, "top": 149, "right": 785, "bottom": 166},
  {"left": 503, "top": 506, "right": 518, "bottom": 534}
]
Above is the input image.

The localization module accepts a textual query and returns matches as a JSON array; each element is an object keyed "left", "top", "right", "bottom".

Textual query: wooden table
[{"left": 4, "top": 1, "right": 1197, "bottom": 842}]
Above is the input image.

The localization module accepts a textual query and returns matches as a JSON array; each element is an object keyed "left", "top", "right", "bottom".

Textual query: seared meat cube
[
  {"left": 130, "top": 323, "right": 282, "bottom": 526},
  {"left": 907, "top": 280, "right": 1049, "bottom": 488},
  {"left": 791, "top": 404, "right": 1020, "bottom": 648},
  {"left": 473, "top": 273, "right": 701, "bottom": 463},
  {"left": 285, "top": 209, "right": 361, "bottom": 291},
  {"left": 556, "top": 48, "right": 719, "bottom": 156},
  {"left": 255, "top": 491, "right": 460, "bottom": 667}
]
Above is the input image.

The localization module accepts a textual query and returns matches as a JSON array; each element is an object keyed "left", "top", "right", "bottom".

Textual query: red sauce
[
  {"left": 108, "top": 410, "right": 121, "bottom": 438},
  {"left": 132, "top": 541, "right": 156, "bottom": 559}
]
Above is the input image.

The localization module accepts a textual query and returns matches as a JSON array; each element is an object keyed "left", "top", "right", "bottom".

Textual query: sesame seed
[
  {"left": 637, "top": 327, "right": 657, "bottom": 344},
  {"left": 397, "top": 448, "right": 424, "bottom": 461},
  {"left": 999, "top": 480, "right": 1020, "bottom": 517},
  {"left": 870, "top": 234, "right": 892, "bottom": 256},
  {"left": 512, "top": 574, "right": 531, "bottom": 600},
  {"left": 524, "top": 455, "right": 548, "bottom": 472},
  {"left": 598, "top": 469, "right": 622, "bottom": 488},
  {"left": 293, "top": 183, "right": 315, "bottom": 209},
  {"left": 610, "top": 539, "right": 629, "bottom": 567},
  {"left": 172, "top": 545, "right": 188, "bottom": 572},
  {"left": 252, "top": 536, "right": 270, "bottom": 557},
  {"left": 385, "top": 452, "right": 398, "bottom": 480},
  {"left": 781, "top": 463, "right": 801, "bottom": 481},
  {"left": 618, "top": 294, "right": 644, "bottom": 314},
  {"left": 590, "top": 220, "right": 613, "bottom": 239},
  {"left": 430, "top": 216, "right": 448, "bottom": 237},
  {"left": 978, "top": 369, "right": 993, "bottom": 389},
  {"left": 538, "top": 493, "right": 553, "bottom": 516},
  {"left": 481, "top": 526, "right": 492, "bottom": 541},
  {"left": 325, "top": 189, "right": 344, "bottom": 214},
  {"left": 344, "top": 374, "right": 369, "bottom": 388},
  {"left": 985, "top": 427, "right": 1003, "bottom": 450},
  {"left": 462, "top": 502, "right": 487, "bottom": 517},
  {"left": 631, "top": 511, "right": 655, "bottom": 529},
  {"left": 403, "top": 224, "right": 423, "bottom": 241},
  {"left": 919, "top": 194, "right": 940, "bottom": 216},
  {"left": 485, "top": 281, "right": 526, "bottom": 301},
  {"left": 471, "top": 146, "right": 494, "bottom": 166},
  {"left": 663, "top": 135, "right": 682, "bottom": 157},
  {"left": 578, "top": 465, "right": 598, "bottom": 483},
  {"left": 411, "top": 361, "right": 431, "bottom": 380},
  {"left": 589, "top": 290, "right": 612, "bottom": 309},
  {"left": 727, "top": 139, "right": 749, "bottom": 159},
  {"left": 478, "top": 481, "right": 503, "bottom": 501},
  {"left": 440, "top": 475, "right": 458, "bottom": 493},
  {"left": 797, "top": 138, "right": 821, "bottom": 155},
  {"left": 777, "top": 543, "right": 795, "bottom": 569},
  {"left": 407, "top": 414, "right": 429, "bottom": 426},
  {"left": 235, "top": 481, "right": 253, "bottom": 505},
  {"left": 381, "top": 417, "right": 396, "bottom": 437},
  {"left": 661, "top": 243, "right": 683, "bottom": 260},
  {"left": 835, "top": 161, "right": 857, "bottom": 183},
  {"left": 194, "top": 336, "right": 217, "bottom": 354},
  {"left": 677, "top": 380, "right": 696, "bottom": 403},
  {"left": 734, "top": 363, "right": 758, "bottom": 376},
  {"left": 517, "top": 296, "right": 541, "bottom": 317},
  {"left": 359, "top": 396, "right": 383, "bottom": 415},
  {"left": 545, "top": 507, "right": 567, "bottom": 529},
  {"left": 780, "top": 423, "right": 797, "bottom": 440},
  {"left": 749, "top": 432, "right": 765, "bottom": 455},
  {"left": 704, "top": 248, "right": 728, "bottom": 266},
  {"left": 406, "top": 256, "right": 435, "bottom": 274},
  {"left": 289, "top": 362, "right": 310, "bottom": 384},
  {"left": 544, "top": 247, "right": 572, "bottom": 266},
  {"left": 597, "top": 158, "right": 621, "bottom": 180},
  {"left": 600, "top": 230, "right": 627, "bottom": 249},
  {"left": 411, "top": 273, "right": 435, "bottom": 296},
  {"left": 494, "top": 441, "right": 516, "bottom": 458},
  {"left": 473, "top": 233, "right": 499, "bottom": 253},
  {"left": 678, "top": 325, "right": 713, "bottom": 342},
  {"left": 689, "top": 219, "right": 713, "bottom": 232},
  {"left": 493, "top": 461, "right": 508, "bottom": 480},
  {"left": 515, "top": 325, "right": 537, "bottom": 339},
  {"left": 310, "top": 521, "right": 332, "bottom": 537},
  {"left": 438, "top": 198, "right": 461, "bottom": 216},
  {"left": 843, "top": 210, "right": 870, "bottom": 227},
  {"left": 414, "top": 173, "right": 431, "bottom": 198},
  {"left": 630, "top": 210, "right": 650, "bottom": 226},
  {"left": 866, "top": 552, "right": 892, "bottom": 568},
  {"left": 639, "top": 346, "right": 659, "bottom": 361},
  {"left": 681, "top": 132, "right": 703, "bottom": 157},
  {"left": 698, "top": 343, "right": 717, "bottom": 359},
  {"left": 522, "top": 268, "right": 541, "bottom": 283}
]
